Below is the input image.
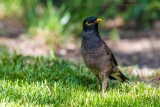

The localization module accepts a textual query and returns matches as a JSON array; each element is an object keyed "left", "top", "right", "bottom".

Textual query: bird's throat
[{"left": 82, "top": 35, "right": 101, "bottom": 51}]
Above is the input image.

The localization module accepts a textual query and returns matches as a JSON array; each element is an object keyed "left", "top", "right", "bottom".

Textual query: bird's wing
[
  {"left": 102, "top": 41, "right": 118, "bottom": 66},
  {"left": 111, "top": 53, "right": 118, "bottom": 66}
]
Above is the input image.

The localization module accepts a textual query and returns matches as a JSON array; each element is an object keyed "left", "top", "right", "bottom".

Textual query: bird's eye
[{"left": 86, "top": 21, "right": 92, "bottom": 25}]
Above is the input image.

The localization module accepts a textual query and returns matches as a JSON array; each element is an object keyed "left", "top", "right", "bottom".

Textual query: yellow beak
[{"left": 95, "top": 18, "right": 102, "bottom": 23}]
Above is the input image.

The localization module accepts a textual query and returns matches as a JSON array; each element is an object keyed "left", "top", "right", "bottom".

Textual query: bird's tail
[{"left": 109, "top": 71, "right": 130, "bottom": 83}]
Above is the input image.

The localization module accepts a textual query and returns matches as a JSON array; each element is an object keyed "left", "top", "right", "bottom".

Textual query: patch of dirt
[
  {"left": 0, "top": 36, "right": 50, "bottom": 56},
  {"left": 0, "top": 18, "right": 23, "bottom": 38},
  {"left": 107, "top": 38, "right": 160, "bottom": 68}
]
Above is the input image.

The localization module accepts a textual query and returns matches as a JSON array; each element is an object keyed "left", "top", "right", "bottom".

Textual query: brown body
[
  {"left": 81, "top": 17, "right": 129, "bottom": 95},
  {"left": 81, "top": 40, "right": 112, "bottom": 76}
]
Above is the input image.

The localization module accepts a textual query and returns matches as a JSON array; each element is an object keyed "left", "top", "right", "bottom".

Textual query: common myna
[{"left": 81, "top": 16, "right": 129, "bottom": 95}]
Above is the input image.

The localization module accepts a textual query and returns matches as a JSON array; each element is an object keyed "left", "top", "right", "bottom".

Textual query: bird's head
[{"left": 83, "top": 16, "right": 102, "bottom": 31}]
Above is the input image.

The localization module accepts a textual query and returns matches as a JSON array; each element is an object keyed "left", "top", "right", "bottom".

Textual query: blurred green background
[{"left": 0, "top": 0, "right": 160, "bottom": 40}]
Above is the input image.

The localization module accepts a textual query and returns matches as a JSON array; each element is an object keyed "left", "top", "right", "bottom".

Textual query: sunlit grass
[{"left": 0, "top": 47, "right": 159, "bottom": 106}]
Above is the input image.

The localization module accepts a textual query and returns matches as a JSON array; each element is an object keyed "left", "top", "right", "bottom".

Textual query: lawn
[{"left": 0, "top": 46, "right": 159, "bottom": 107}]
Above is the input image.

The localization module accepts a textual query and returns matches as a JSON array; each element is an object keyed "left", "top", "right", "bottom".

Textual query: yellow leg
[
  {"left": 96, "top": 74, "right": 101, "bottom": 92},
  {"left": 99, "top": 84, "right": 101, "bottom": 91}
]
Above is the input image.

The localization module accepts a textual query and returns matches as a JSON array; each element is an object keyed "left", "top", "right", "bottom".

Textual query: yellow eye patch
[{"left": 86, "top": 21, "right": 92, "bottom": 25}]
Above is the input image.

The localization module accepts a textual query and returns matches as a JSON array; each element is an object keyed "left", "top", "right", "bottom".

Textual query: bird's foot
[{"left": 101, "top": 88, "right": 106, "bottom": 97}]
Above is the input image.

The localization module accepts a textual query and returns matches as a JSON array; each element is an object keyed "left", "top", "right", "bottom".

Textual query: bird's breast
[{"left": 82, "top": 37, "right": 101, "bottom": 52}]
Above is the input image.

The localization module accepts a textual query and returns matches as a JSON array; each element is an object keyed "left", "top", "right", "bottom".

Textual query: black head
[{"left": 83, "top": 16, "right": 102, "bottom": 31}]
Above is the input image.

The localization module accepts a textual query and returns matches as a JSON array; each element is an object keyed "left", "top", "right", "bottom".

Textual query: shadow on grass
[{"left": 0, "top": 46, "right": 136, "bottom": 93}]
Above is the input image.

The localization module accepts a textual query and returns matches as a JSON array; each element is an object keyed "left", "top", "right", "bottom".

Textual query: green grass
[{"left": 0, "top": 46, "right": 159, "bottom": 106}]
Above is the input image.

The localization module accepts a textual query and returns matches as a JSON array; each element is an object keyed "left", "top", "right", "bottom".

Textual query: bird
[{"left": 81, "top": 16, "right": 130, "bottom": 95}]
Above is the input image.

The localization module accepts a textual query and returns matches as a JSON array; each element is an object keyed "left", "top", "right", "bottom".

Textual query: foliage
[
  {"left": 0, "top": 46, "right": 159, "bottom": 106},
  {"left": 0, "top": 0, "right": 160, "bottom": 38},
  {"left": 0, "top": 0, "right": 65, "bottom": 40}
]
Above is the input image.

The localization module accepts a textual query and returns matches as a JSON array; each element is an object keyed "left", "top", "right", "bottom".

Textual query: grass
[{"left": 0, "top": 46, "right": 159, "bottom": 106}]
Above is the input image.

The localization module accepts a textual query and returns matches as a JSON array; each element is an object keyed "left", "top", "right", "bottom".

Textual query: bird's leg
[
  {"left": 96, "top": 74, "right": 101, "bottom": 92},
  {"left": 101, "top": 74, "right": 108, "bottom": 96}
]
